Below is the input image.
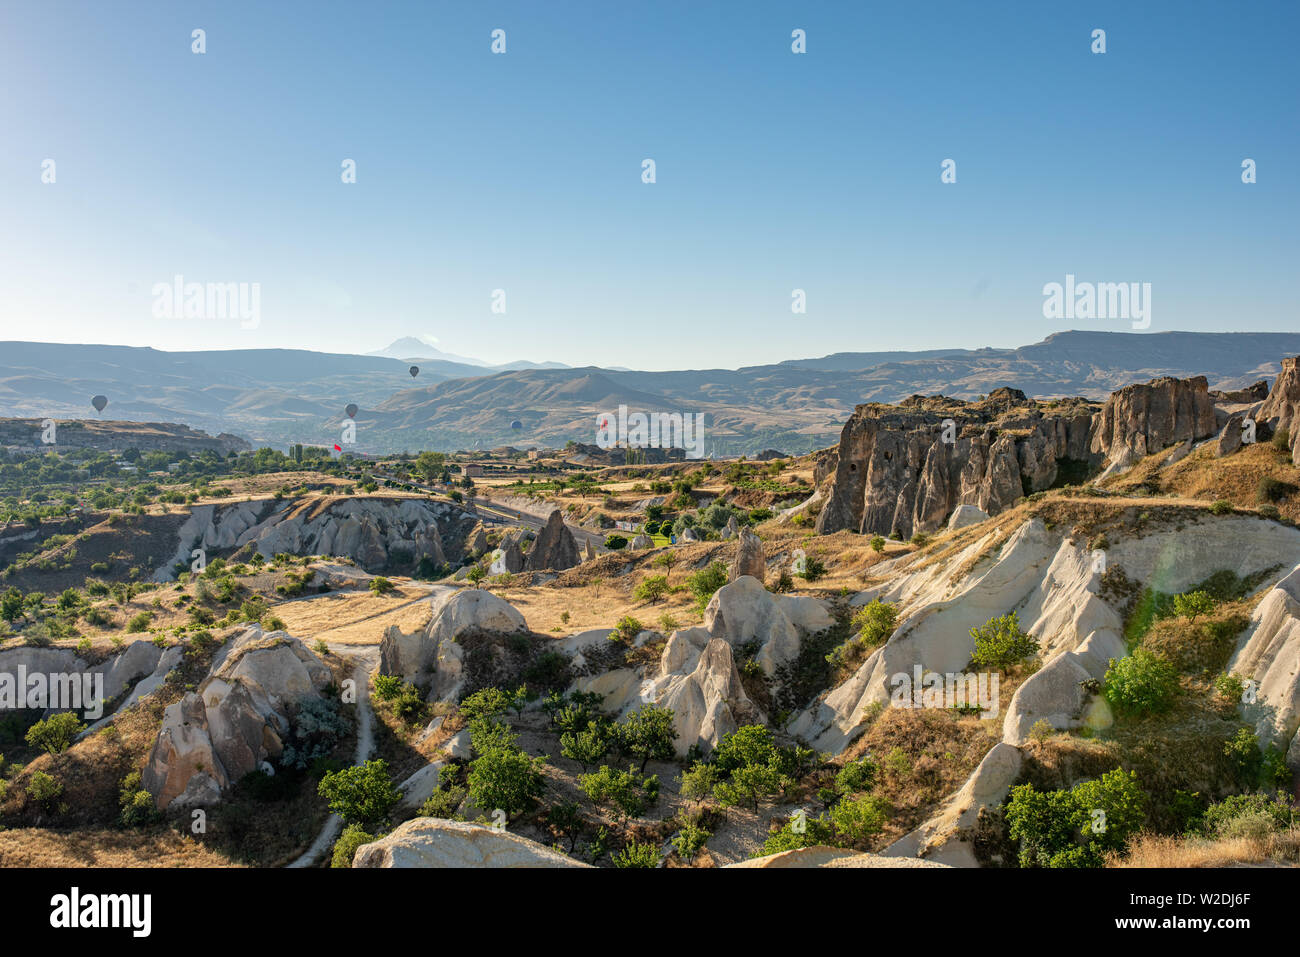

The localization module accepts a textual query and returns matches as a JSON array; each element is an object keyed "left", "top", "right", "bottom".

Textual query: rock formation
[
  {"left": 158, "top": 496, "right": 470, "bottom": 579},
  {"left": 704, "top": 576, "right": 833, "bottom": 675},
  {"left": 816, "top": 390, "right": 1095, "bottom": 539},
  {"left": 1090, "top": 375, "right": 1217, "bottom": 476},
  {"left": 141, "top": 627, "right": 333, "bottom": 809},
  {"left": 379, "top": 587, "right": 528, "bottom": 702},
  {"left": 730, "top": 526, "right": 766, "bottom": 581},
  {"left": 524, "top": 510, "right": 581, "bottom": 571},
  {"left": 1229, "top": 563, "right": 1300, "bottom": 773},
  {"left": 1259, "top": 355, "right": 1300, "bottom": 464},
  {"left": 353, "top": 818, "right": 590, "bottom": 868}
]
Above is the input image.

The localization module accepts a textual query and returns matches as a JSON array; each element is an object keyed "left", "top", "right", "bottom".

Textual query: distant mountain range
[
  {"left": 366, "top": 337, "right": 571, "bottom": 371},
  {"left": 1, "top": 331, "right": 1298, "bottom": 456}
]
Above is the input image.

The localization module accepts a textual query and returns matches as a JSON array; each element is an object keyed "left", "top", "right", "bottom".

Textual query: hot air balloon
[
  {"left": 91, "top": 395, "right": 108, "bottom": 413},
  {"left": 409, "top": 366, "right": 419, "bottom": 377},
  {"left": 345, "top": 403, "right": 358, "bottom": 419},
  {"left": 510, "top": 420, "right": 523, "bottom": 430}
]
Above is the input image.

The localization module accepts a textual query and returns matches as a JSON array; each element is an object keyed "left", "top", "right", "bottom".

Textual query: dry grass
[
  {"left": 1115, "top": 828, "right": 1300, "bottom": 868},
  {"left": 0, "top": 826, "right": 240, "bottom": 867}
]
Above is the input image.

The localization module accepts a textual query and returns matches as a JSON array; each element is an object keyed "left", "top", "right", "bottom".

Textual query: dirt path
[{"left": 287, "top": 646, "right": 378, "bottom": 868}]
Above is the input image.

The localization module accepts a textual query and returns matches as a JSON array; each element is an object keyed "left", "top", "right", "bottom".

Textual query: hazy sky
[{"left": 2, "top": 0, "right": 1296, "bottom": 369}]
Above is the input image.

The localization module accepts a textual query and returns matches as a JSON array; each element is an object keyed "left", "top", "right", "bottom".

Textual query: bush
[
  {"left": 1214, "top": 672, "right": 1245, "bottom": 704},
  {"left": 673, "top": 820, "right": 710, "bottom": 863},
  {"left": 870, "top": 535, "right": 886, "bottom": 553},
  {"left": 126, "top": 611, "right": 153, "bottom": 633},
  {"left": 1005, "top": 768, "right": 1145, "bottom": 868},
  {"left": 317, "top": 759, "right": 401, "bottom": 829},
  {"left": 25, "top": 712, "right": 86, "bottom": 754},
  {"left": 604, "top": 535, "right": 628, "bottom": 551},
  {"left": 580, "top": 764, "right": 659, "bottom": 821},
  {"left": 1104, "top": 649, "right": 1178, "bottom": 717},
  {"left": 633, "top": 574, "right": 669, "bottom": 604},
  {"left": 761, "top": 814, "right": 834, "bottom": 855},
  {"left": 369, "top": 576, "right": 395, "bottom": 596},
  {"left": 830, "top": 793, "right": 891, "bottom": 845},
  {"left": 1271, "top": 428, "right": 1291, "bottom": 452},
  {"left": 1203, "top": 792, "right": 1293, "bottom": 838},
  {"left": 612, "top": 840, "right": 659, "bottom": 868},
  {"left": 851, "top": 600, "right": 898, "bottom": 648},
  {"left": 26, "top": 770, "right": 63, "bottom": 807},
  {"left": 686, "top": 561, "right": 728, "bottom": 608},
  {"left": 1172, "top": 590, "right": 1215, "bottom": 621},
  {"left": 331, "top": 824, "right": 375, "bottom": 868},
  {"left": 969, "top": 611, "right": 1038, "bottom": 668},
  {"left": 797, "top": 556, "right": 827, "bottom": 582},
  {"left": 1209, "top": 499, "right": 1233, "bottom": 516}
]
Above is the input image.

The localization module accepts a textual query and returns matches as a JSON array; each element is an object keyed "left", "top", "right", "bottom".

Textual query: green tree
[
  {"left": 331, "top": 824, "right": 375, "bottom": 868},
  {"left": 830, "top": 793, "right": 891, "bottom": 846},
  {"left": 317, "top": 759, "right": 401, "bottom": 829},
  {"left": 25, "top": 712, "right": 86, "bottom": 754},
  {"left": 633, "top": 574, "right": 669, "bottom": 605},
  {"left": 851, "top": 600, "right": 898, "bottom": 648},
  {"left": 617, "top": 706, "right": 678, "bottom": 771},
  {"left": 468, "top": 746, "right": 546, "bottom": 820},
  {"left": 969, "top": 611, "right": 1039, "bottom": 668},
  {"left": 579, "top": 764, "right": 659, "bottom": 821},
  {"left": 1173, "top": 589, "right": 1215, "bottom": 622},
  {"left": 1104, "top": 649, "right": 1178, "bottom": 717}
]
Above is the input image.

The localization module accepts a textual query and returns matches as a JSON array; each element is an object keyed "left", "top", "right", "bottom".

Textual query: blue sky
[{"left": 1, "top": 0, "right": 1296, "bottom": 369}]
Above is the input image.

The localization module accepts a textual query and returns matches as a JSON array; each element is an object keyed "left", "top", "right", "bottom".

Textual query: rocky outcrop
[
  {"left": 353, "top": 818, "right": 591, "bottom": 868},
  {"left": 1090, "top": 375, "right": 1217, "bottom": 476},
  {"left": 1217, "top": 413, "right": 1245, "bottom": 457},
  {"left": 141, "top": 627, "right": 334, "bottom": 809},
  {"left": 571, "top": 626, "right": 763, "bottom": 757},
  {"left": 947, "top": 504, "right": 989, "bottom": 530},
  {"left": 884, "top": 742, "right": 1021, "bottom": 866},
  {"left": 730, "top": 527, "right": 766, "bottom": 582},
  {"left": 1229, "top": 564, "right": 1300, "bottom": 774},
  {"left": 524, "top": 510, "right": 581, "bottom": 572},
  {"left": 815, "top": 390, "right": 1096, "bottom": 539},
  {"left": 704, "top": 576, "right": 833, "bottom": 675},
  {"left": 379, "top": 587, "right": 527, "bottom": 702},
  {"left": 159, "top": 496, "right": 468, "bottom": 579},
  {"left": 1258, "top": 356, "right": 1300, "bottom": 464}
]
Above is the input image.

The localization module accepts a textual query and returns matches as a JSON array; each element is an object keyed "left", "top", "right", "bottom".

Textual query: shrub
[
  {"left": 673, "top": 821, "right": 711, "bottom": 863},
  {"left": 1172, "top": 590, "right": 1215, "bottom": 622},
  {"left": 604, "top": 535, "right": 628, "bottom": 551},
  {"left": 1203, "top": 792, "right": 1293, "bottom": 837},
  {"left": 330, "top": 824, "right": 375, "bottom": 868},
  {"left": 26, "top": 770, "right": 63, "bottom": 808},
  {"left": 459, "top": 687, "right": 510, "bottom": 722},
  {"left": 25, "top": 712, "right": 85, "bottom": 754},
  {"left": 797, "top": 556, "right": 827, "bottom": 582},
  {"left": 633, "top": 574, "right": 669, "bottom": 604},
  {"left": 870, "top": 535, "right": 886, "bottom": 554},
  {"left": 969, "top": 611, "right": 1038, "bottom": 668},
  {"left": 1209, "top": 499, "right": 1233, "bottom": 516},
  {"left": 579, "top": 764, "right": 658, "bottom": 821},
  {"left": 1214, "top": 672, "right": 1245, "bottom": 704},
  {"left": 610, "top": 615, "right": 643, "bottom": 644},
  {"left": 851, "top": 600, "right": 898, "bottom": 648},
  {"left": 317, "top": 759, "right": 401, "bottom": 828},
  {"left": 612, "top": 840, "right": 659, "bottom": 868},
  {"left": 1005, "top": 768, "right": 1145, "bottom": 868},
  {"left": 126, "top": 611, "right": 153, "bottom": 633},
  {"left": 761, "top": 814, "right": 834, "bottom": 855},
  {"left": 686, "top": 561, "right": 728, "bottom": 608},
  {"left": 830, "top": 793, "right": 891, "bottom": 845},
  {"left": 834, "top": 758, "right": 878, "bottom": 795},
  {"left": 1258, "top": 476, "right": 1296, "bottom": 503},
  {"left": 1270, "top": 428, "right": 1290, "bottom": 453},
  {"left": 1104, "top": 649, "right": 1178, "bottom": 717},
  {"left": 369, "top": 576, "right": 395, "bottom": 596}
]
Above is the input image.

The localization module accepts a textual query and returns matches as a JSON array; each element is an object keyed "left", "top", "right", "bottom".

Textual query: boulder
[
  {"left": 353, "top": 818, "right": 591, "bottom": 868},
  {"left": 524, "top": 510, "right": 582, "bottom": 572},
  {"left": 721, "top": 516, "right": 739, "bottom": 540},
  {"left": 141, "top": 692, "right": 230, "bottom": 809},
  {"left": 631, "top": 534, "right": 652, "bottom": 549},
  {"left": 730, "top": 526, "right": 766, "bottom": 582},
  {"left": 1217, "top": 413, "right": 1244, "bottom": 457},
  {"left": 947, "top": 504, "right": 989, "bottom": 530},
  {"left": 680, "top": 527, "right": 700, "bottom": 542}
]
